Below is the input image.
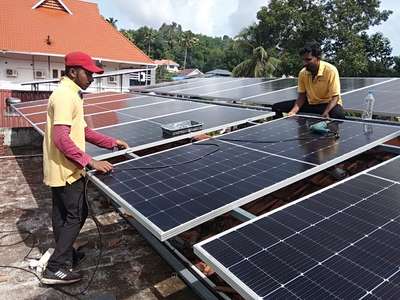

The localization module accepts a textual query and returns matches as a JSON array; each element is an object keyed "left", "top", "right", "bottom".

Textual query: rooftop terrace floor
[{"left": 0, "top": 146, "right": 199, "bottom": 300}]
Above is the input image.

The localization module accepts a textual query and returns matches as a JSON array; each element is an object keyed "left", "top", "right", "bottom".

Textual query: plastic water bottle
[{"left": 361, "top": 91, "right": 375, "bottom": 120}]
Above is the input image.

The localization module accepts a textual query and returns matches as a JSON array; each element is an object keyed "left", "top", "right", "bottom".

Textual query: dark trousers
[
  {"left": 47, "top": 178, "right": 88, "bottom": 271},
  {"left": 272, "top": 99, "right": 345, "bottom": 119}
]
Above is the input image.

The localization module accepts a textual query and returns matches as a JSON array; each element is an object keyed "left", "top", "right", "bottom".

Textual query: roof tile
[{"left": 0, "top": 0, "right": 154, "bottom": 64}]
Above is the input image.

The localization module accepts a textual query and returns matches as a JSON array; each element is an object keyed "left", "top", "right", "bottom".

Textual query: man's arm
[
  {"left": 288, "top": 92, "right": 306, "bottom": 116},
  {"left": 85, "top": 127, "right": 128, "bottom": 150},
  {"left": 53, "top": 125, "right": 112, "bottom": 173},
  {"left": 321, "top": 95, "right": 339, "bottom": 118}
]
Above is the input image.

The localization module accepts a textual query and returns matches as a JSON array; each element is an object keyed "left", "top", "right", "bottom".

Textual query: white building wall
[{"left": 0, "top": 54, "right": 155, "bottom": 92}]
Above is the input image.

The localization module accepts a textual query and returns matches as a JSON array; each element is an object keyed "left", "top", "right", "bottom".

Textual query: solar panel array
[
  {"left": 140, "top": 77, "right": 395, "bottom": 108},
  {"left": 141, "top": 77, "right": 297, "bottom": 104},
  {"left": 12, "top": 92, "right": 273, "bottom": 159},
  {"left": 91, "top": 116, "right": 400, "bottom": 240},
  {"left": 194, "top": 156, "right": 400, "bottom": 300}
]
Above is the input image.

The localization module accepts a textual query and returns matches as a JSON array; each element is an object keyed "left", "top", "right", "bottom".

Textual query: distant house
[
  {"left": 206, "top": 69, "right": 232, "bottom": 77},
  {"left": 154, "top": 59, "right": 180, "bottom": 73},
  {"left": 0, "top": 0, "right": 156, "bottom": 91},
  {"left": 177, "top": 69, "right": 204, "bottom": 78}
]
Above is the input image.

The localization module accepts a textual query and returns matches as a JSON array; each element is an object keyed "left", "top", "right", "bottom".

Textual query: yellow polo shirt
[
  {"left": 298, "top": 60, "right": 342, "bottom": 105},
  {"left": 43, "top": 77, "right": 87, "bottom": 187}
]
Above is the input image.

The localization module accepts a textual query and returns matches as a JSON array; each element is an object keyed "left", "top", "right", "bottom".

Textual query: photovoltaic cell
[
  {"left": 147, "top": 77, "right": 265, "bottom": 94},
  {"left": 342, "top": 78, "right": 400, "bottom": 116},
  {"left": 241, "top": 77, "right": 390, "bottom": 106},
  {"left": 210, "top": 78, "right": 297, "bottom": 101},
  {"left": 85, "top": 105, "right": 273, "bottom": 158},
  {"left": 92, "top": 139, "right": 313, "bottom": 240},
  {"left": 216, "top": 115, "right": 400, "bottom": 165},
  {"left": 369, "top": 156, "right": 400, "bottom": 182},
  {"left": 195, "top": 157, "right": 400, "bottom": 300},
  {"left": 12, "top": 92, "right": 273, "bottom": 159},
  {"left": 142, "top": 77, "right": 393, "bottom": 107},
  {"left": 146, "top": 77, "right": 233, "bottom": 93},
  {"left": 90, "top": 116, "right": 400, "bottom": 240}
]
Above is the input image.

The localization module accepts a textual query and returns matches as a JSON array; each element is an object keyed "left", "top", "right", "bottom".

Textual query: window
[
  {"left": 52, "top": 69, "right": 58, "bottom": 79},
  {"left": 107, "top": 76, "right": 117, "bottom": 84},
  {"left": 35, "top": 70, "right": 46, "bottom": 79},
  {"left": 60, "top": 70, "right": 65, "bottom": 76}
]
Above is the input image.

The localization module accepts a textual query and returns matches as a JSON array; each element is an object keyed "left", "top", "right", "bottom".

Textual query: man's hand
[
  {"left": 288, "top": 106, "right": 299, "bottom": 117},
  {"left": 115, "top": 139, "right": 129, "bottom": 150},
  {"left": 321, "top": 111, "right": 330, "bottom": 119},
  {"left": 89, "top": 159, "right": 113, "bottom": 173}
]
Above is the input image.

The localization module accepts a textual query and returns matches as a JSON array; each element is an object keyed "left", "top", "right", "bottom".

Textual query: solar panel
[
  {"left": 342, "top": 78, "right": 400, "bottom": 116},
  {"left": 85, "top": 105, "right": 272, "bottom": 158},
  {"left": 145, "top": 78, "right": 294, "bottom": 102},
  {"left": 215, "top": 115, "right": 398, "bottom": 165},
  {"left": 369, "top": 155, "right": 400, "bottom": 182},
  {"left": 13, "top": 92, "right": 273, "bottom": 159},
  {"left": 194, "top": 156, "right": 400, "bottom": 300},
  {"left": 143, "top": 77, "right": 394, "bottom": 109},
  {"left": 240, "top": 77, "right": 390, "bottom": 106},
  {"left": 147, "top": 77, "right": 238, "bottom": 93},
  {"left": 89, "top": 116, "right": 400, "bottom": 240}
]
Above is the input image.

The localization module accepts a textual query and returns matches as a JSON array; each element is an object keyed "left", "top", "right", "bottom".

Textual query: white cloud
[
  {"left": 108, "top": 0, "right": 267, "bottom": 37},
  {"left": 93, "top": 0, "right": 399, "bottom": 55}
]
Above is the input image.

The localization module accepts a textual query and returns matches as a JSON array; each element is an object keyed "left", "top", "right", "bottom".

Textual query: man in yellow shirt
[
  {"left": 41, "top": 51, "right": 128, "bottom": 285},
  {"left": 272, "top": 43, "right": 345, "bottom": 119}
]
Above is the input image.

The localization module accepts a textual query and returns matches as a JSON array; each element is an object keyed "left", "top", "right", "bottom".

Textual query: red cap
[{"left": 65, "top": 51, "right": 104, "bottom": 74}]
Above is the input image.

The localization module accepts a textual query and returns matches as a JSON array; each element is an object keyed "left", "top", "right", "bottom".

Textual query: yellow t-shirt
[
  {"left": 298, "top": 60, "right": 342, "bottom": 105},
  {"left": 43, "top": 77, "right": 87, "bottom": 187}
]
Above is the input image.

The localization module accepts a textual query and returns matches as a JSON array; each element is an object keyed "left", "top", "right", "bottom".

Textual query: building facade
[{"left": 0, "top": 0, "right": 156, "bottom": 92}]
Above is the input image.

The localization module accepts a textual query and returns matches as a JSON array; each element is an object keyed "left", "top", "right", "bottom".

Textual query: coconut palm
[
  {"left": 232, "top": 46, "right": 280, "bottom": 77},
  {"left": 143, "top": 27, "right": 157, "bottom": 57},
  {"left": 232, "top": 26, "right": 280, "bottom": 77},
  {"left": 180, "top": 31, "right": 199, "bottom": 69}
]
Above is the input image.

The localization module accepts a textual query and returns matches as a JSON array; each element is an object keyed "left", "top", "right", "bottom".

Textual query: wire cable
[
  {"left": 111, "top": 131, "right": 338, "bottom": 173},
  {"left": 51, "top": 177, "right": 103, "bottom": 298}
]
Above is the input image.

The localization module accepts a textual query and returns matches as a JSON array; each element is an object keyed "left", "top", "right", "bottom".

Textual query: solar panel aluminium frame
[
  {"left": 11, "top": 99, "right": 275, "bottom": 160},
  {"left": 193, "top": 155, "right": 400, "bottom": 300},
  {"left": 88, "top": 115, "right": 400, "bottom": 241}
]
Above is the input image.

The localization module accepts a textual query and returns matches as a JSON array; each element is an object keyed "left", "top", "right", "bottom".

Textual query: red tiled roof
[{"left": 0, "top": 0, "right": 154, "bottom": 65}]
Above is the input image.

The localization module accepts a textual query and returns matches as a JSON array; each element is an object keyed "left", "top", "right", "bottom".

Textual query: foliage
[
  {"left": 232, "top": 46, "right": 280, "bottom": 77},
  {"left": 117, "top": 0, "right": 395, "bottom": 77}
]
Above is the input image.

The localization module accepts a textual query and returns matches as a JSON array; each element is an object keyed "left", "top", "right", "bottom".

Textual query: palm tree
[
  {"left": 232, "top": 26, "right": 280, "bottom": 77},
  {"left": 180, "top": 31, "right": 199, "bottom": 69},
  {"left": 106, "top": 17, "right": 118, "bottom": 28},
  {"left": 143, "top": 27, "right": 157, "bottom": 57},
  {"left": 232, "top": 46, "right": 280, "bottom": 77}
]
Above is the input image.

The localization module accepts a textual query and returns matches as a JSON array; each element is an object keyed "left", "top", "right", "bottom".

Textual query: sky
[{"left": 89, "top": 0, "right": 400, "bottom": 56}]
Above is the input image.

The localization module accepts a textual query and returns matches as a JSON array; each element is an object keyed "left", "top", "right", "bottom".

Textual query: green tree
[
  {"left": 361, "top": 32, "right": 393, "bottom": 76},
  {"left": 324, "top": 0, "right": 392, "bottom": 75},
  {"left": 180, "top": 31, "right": 199, "bottom": 69},
  {"left": 232, "top": 26, "right": 280, "bottom": 77},
  {"left": 393, "top": 56, "right": 400, "bottom": 76},
  {"left": 232, "top": 46, "right": 280, "bottom": 77},
  {"left": 254, "top": 0, "right": 393, "bottom": 76}
]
